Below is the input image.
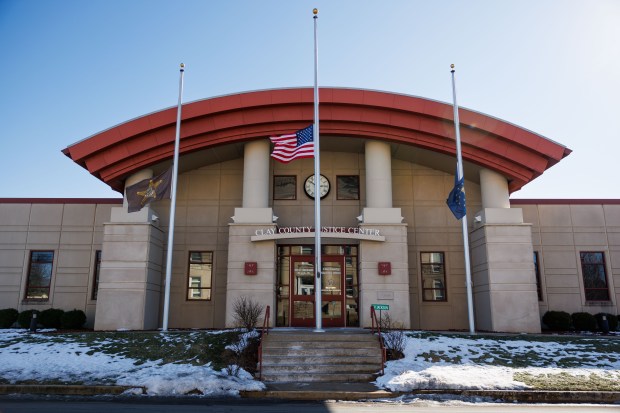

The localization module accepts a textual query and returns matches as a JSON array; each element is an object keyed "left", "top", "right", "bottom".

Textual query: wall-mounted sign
[
  {"left": 378, "top": 262, "right": 391, "bottom": 276},
  {"left": 251, "top": 226, "right": 385, "bottom": 242},
  {"left": 244, "top": 262, "right": 257, "bottom": 276},
  {"left": 372, "top": 304, "right": 390, "bottom": 311}
]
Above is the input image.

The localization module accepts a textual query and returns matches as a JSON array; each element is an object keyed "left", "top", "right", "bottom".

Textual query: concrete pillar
[
  {"left": 94, "top": 207, "right": 164, "bottom": 330},
  {"left": 470, "top": 222, "right": 541, "bottom": 333},
  {"left": 358, "top": 224, "right": 410, "bottom": 328},
  {"left": 358, "top": 141, "right": 409, "bottom": 327},
  {"left": 225, "top": 224, "right": 277, "bottom": 328},
  {"left": 242, "top": 140, "right": 270, "bottom": 208},
  {"left": 227, "top": 140, "right": 276, "bottom": 326},
  {"left": 471, "top": 169, "right": 539, "bottom": 333},
  {"left": 479, "top": 168, "right": 510, "bottom": 209},
  {"left": 365, "top": 141, "right": 392, "bottom": 208}
]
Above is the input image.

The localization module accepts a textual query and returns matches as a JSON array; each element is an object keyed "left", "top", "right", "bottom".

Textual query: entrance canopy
[{"left": 63, "top": 87, "right": 571, "bottom": 193}]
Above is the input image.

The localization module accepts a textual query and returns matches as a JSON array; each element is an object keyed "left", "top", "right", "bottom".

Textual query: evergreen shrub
[
  {"left": 39, "top": 308, "right": 65, "bottom": 328},
  {"left": 17, "top": 309, "right": 40, "bottom": 328},
  {"left": 60, "top": 309, "right": 86, "bottom": 329},
  {"left": 571, "top": 312, "right": 597, "bottom": 332},
  {"left": 541, "top": 310, "right": 571, "bottom": 331},
  {"left": 0, "top": 308, "right": 19, "bottom": 328}
]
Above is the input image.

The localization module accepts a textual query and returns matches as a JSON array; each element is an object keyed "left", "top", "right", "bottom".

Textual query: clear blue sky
[{"left": 1, "top": 0, "right": 618, "bottom": 199}]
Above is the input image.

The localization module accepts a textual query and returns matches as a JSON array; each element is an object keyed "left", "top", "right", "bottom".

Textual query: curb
[
  {"left": 1, "top": 385, "right": 618, "bottom": 404},
  {"left": 0, "top": 385, "right": 145, "bottom": 396},
  {"left": 241, "top": 389, "right": 394, "bottom": 401},
  {"left": 241, "top": 388, "right": 620, "bottom": 403},
  {"left": 413, "top": 389, "right": 620, "bottom": 404}
]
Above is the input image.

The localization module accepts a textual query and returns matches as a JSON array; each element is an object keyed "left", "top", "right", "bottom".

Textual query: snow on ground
[
  {"left": 1, "top": 328, "right": 618, "bottom": 396},
  {"left": 0, "top": 329, "right": 264, "bottom": 396},
  {"left": 376, "top": 332, "right": 620, "bottom": 392}
]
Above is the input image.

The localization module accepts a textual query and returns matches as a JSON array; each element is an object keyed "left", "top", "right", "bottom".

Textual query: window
[
  {"left": 421, "top": 252, "right": 446, "bottom": 301},
  {"left": 580, "top": 252, "right": 610, "bottom": 301},
  {"left": 25, "top": 251, "right": 54, "bottom": 300},
  {"left": 336, "top": 175, "right": 360, "bottom": 200},
  {"left": 273, "top": 175, "right": 296, "bottom": 200},
  {"left": 187, "top": 251, "right": 213, "bottom": 300},
  {"left": 533, "top": 251, "right": 543, "bottom": 301},
  {"left": 91, "top": 250, "right": 102, "bottom": 300}
]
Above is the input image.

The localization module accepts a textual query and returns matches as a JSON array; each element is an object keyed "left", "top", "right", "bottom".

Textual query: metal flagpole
[
  {"left": 162, "top": 63, "right": 185, "bottom": 332},
  {"left": 312, "top": 8, "right": 323, "bottom": 332},
  {"left": 450, "top": 64, "right": 475, "bottom": 334}
]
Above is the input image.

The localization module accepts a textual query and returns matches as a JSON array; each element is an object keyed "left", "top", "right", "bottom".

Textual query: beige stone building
[{"left": 1, "top": 88, "right": 618, "bottom": 332}]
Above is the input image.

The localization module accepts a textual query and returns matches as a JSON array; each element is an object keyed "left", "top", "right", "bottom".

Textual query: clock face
[{"left": 304, "top": 174, "right": 330, "bottom": 199}]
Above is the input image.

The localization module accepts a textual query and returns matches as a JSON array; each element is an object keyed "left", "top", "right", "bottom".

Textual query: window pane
[
  {"left": 187, "top": 251, "right": 213, "bottom": 300},
  {"left": 421, "top": 252, "right": 446, "bottom": 302},
  {"left": 533, "top": 252, "right": 543, "bottom": 301},
  {"left": 92, "top": 250, "right": 102, "bottom": 300},
  {"left": 26, "top": 251, "right": 54, "bottom": 300},
  {"left": 580, "top": 252, "right": 610, "bottom": 302},
  {"left": 274, "top": 176, "right": 297, "bottom": 200},
  {"left": 337, "top": 176, "right": 360, "bottom": 200}
]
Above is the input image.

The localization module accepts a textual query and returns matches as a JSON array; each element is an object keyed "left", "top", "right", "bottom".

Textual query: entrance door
[{"left": 290, "top": 255, "right": 345, "bottom": 327}]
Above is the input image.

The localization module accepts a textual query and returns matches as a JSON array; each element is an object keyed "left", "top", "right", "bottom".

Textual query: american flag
[{"left": 270, "top": 125, "right": 314, "bottom": 163}]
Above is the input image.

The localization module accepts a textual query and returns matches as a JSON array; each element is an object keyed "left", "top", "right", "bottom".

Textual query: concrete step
[
  {"left": 266, "top": 332, "right": 377, "bottom": 342},
  {"left": 263, "top": 340, "right": 379, "bottom": 349},
  {"left": 261, "top": 372, "right": 378, "bottom": 383},
  {"left": 262, "top": 355, "right": 382, "bottom": 365},
  {"left": 262, "top": 347, "right": 379, "bottom": 357},
  {"left": 262, "top": 363, "right": 380, "bottom": 374}
]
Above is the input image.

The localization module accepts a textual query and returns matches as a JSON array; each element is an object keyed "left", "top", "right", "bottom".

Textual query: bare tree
[{"left": 232, "top": 296, "right": 264, "bottom": 331}]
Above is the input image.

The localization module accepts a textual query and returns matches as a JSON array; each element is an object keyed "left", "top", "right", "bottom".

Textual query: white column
[
  {"left": 242, "top": 140, "right": 270, "bottom": 208},
  {"left": 479, "top": 168, "right": 510, "bottom": 209},
  {"left": 365, "top": 141, "right": 392, "bottom": 208}
]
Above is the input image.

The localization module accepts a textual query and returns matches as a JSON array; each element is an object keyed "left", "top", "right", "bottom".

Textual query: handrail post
[
  {"left": 370, "top": 305, "right": 386, "bottom": 375},
  {"left": 258, "top": 305, "right": 270, "bottom": 380}
]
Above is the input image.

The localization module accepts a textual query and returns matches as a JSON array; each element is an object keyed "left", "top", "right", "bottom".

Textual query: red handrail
[
  {"left": 370, "top": 306, "right": 386, "bottom": 375},
  {"left": 257, "top": 305, "right": 270, "bottom": 380}
]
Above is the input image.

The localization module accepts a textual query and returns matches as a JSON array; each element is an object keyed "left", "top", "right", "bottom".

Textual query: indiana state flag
[{"left": 446, "top": 171, "right": 466, "bottom": 220}]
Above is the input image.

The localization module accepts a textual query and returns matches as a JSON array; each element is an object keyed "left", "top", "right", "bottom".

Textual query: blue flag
[{"left": 446, "top": 172, "right": 466, "bottom": 220}]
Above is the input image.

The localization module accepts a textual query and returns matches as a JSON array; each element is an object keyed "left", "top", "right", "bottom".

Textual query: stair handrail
[
  {"left": 257, "top": 305, "right": 270, "bottom": 380},
  {"left": 370, "top": 305, "right": 386, "bottom": 375}
]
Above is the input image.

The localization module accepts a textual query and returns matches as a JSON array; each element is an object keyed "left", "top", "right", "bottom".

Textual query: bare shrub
[
  {"left": 378, "top": 312, "right": 406, "bottom": 360},
  {"left": 232, "top": 296, "right": 264, "bottom": 331}
]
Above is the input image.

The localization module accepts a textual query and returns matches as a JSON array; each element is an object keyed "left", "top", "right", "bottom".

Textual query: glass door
[
  {"left": 320, "top": 258, "right": 345, "bottom": 327},
  {"left": 290, "top": 256, "right": 345, "bottom": 327},
  {"left": 290, "top": 257, "right": 315, "bottom": 327}
]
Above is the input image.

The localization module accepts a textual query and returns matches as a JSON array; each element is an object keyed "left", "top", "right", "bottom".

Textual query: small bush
[
  {"left": 571, "top": 312, "right": 597, "bottom": 332},
  {"left": 60, "top": 309, "right": 86, "bottom": 329},
  {"left": 17, "top": 309, "right": 40, "bottom": 328},
  {"left": 0, "top": 308, "right": 19, "bottom": 328},
  {"left": 595, "top": 313, "right": 618, "bottom": 332},
  {"left": 542, "top": 311, "right": 572, "bottom": 331},
  {"left": 232, "top": 296, "right": 264, "bottom": 331},
  {"left": 378, "top": 313, "right": 406, "bottom": 360},
  {"left": 39, "top": 308, "right": 65, "bottom": 329}
]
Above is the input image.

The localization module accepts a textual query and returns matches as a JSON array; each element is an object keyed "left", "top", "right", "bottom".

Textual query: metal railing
[
  {"left": 370, "top": 305, "right": 386, "bottom": 375},
  {"left": 257, "top": 305, "right": 271, "bottom": 380}
]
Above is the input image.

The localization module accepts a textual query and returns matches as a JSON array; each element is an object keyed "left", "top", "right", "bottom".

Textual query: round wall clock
[{"left": 304, "top": 174, "right": 330, "bottom": 199}]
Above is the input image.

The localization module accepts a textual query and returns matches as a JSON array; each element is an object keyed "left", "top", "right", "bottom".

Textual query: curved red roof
[{"left": 63, "top": 87, "right": 571, "bottom": 193}]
